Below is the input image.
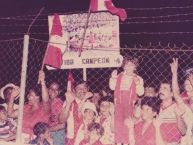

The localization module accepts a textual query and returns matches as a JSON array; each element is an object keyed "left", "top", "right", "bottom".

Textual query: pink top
[
  {"left": 22, "top": 103, "right": 50, "bottom": 135},
  {"left": 114, "top": 73, "right": 137, "bottom": 106},
  {"left": 134, "top": 121, "right": 156, "bottom": 145},
  {"left": 160, "top": 122, "right": 181, "bottom": 143},
  {"left": 159, "top": 103, "right": 181, "bottom": 143},
  {"left": 49, "top": 98, "right": 63, "bottom": 127}
]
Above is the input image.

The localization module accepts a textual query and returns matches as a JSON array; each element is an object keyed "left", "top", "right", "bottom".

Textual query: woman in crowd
[
  {"left": 7, "top": 72, "right": 50, "bottom": 142},
  {"left": 39, "top": 71, "right": 65, "bottom": 145}
]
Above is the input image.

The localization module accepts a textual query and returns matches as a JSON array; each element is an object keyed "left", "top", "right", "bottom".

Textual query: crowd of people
[{"left": 0, "top": 57, "right": 193, "bottom": 145}]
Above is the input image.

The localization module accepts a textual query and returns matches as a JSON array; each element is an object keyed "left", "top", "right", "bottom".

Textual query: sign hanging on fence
[{"left": 47, "top": 12, "right": 122, "bottom": 69}]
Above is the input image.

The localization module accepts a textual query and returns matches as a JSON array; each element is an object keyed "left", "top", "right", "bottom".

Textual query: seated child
[
  {"left": 0, "top": 105, "right": 16, "bottom": 141},
  {"left": 72, "top": 101, "right": 98, "bottom": 145},
  {"left": 79, "top": 122, "right": 104, "bottom": 145},
  {"left": 96, "top": 96, "right": 114, "bottom": 145},
  {"left": 125, "top": 96, "right": 165, "bottom": 145},
  {"left": 29, "top": 122, "right": 53, "bottom": 145}
]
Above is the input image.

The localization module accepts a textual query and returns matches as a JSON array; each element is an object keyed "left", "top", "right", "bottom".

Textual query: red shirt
[
  {"left": 22, "top": 103, "right": 50, "bottom": 135},
  {"left": 49, "top": 98, "right": 63, "bottom": 126},
  {"left": 159, "top": 103, "right": 181, "bottom": 143},
  {"left": 160, "top": 123, "right": 181, "bottom": 143},
  {"left": 134, "top": 121, "right": 156, "bottom": 145}
]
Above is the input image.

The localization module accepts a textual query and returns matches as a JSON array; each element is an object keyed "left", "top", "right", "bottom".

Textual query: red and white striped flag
[
  {"left": 90, "top": 0, "right": 127, "bottom": 21},
  {"left": 67, "top": 71, "right": 75, "bottom": 92},
  {"left": 44, "top": 14, "right": 63, "bottom": 69}
]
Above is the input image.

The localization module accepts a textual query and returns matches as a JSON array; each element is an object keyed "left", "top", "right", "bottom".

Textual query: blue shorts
[{"left": 51, "top": 129, "right": 65, "bottom": 145}]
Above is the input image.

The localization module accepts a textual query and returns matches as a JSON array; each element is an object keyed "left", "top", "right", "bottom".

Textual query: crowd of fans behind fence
[{"left": 0, "top": 57, "right": 193, "bottom": 145}]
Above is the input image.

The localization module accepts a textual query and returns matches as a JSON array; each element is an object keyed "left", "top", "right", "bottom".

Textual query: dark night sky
[{"left": 1, "top": 0, "right": 193, "bottom": 45}]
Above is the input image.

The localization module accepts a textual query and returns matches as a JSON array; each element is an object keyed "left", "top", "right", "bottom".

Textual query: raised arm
[
  {"left": 153, "top": 118, "right": 166, "bottom": 145},
  {"left": 38, "top": 70, "right": 50, "bottom": 113},
  {"left": 171, "top": 58, "right": 190, "bottom": 135},
  {"left": 59, "top": 91, "right": 74, "bottom": 123},
  {"left": 170, "top": 58, "right": 183, "bottom": 103},
  {"left": 134, "top": 75, "right": 144, "bottom": 96},
  {"left": 109, "top": 70, "right": 118, "bottom": 90}
]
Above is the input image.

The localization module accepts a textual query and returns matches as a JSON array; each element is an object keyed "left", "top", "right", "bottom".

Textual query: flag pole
[
  {"left": 83, "top": 67, "right": 87, "bottom": 81},
  {"left": 40, "top": 37, "right": 51, "bottom": 71},
  {"left": 78, "top": 0, "right": 92, "bottom": 57},
  {"left": 38, "top": 36, "right": 51, "bottom": 84},
  {"left": 39, "top": 14, "right": 65, "bottom": 73},
  {"left": 39, "top": 14, "right": 56, "bottom": 71}
]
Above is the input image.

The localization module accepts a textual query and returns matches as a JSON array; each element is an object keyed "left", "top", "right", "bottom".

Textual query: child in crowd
[
  {"left": 0, "top": 83, "right": 19, "bottom": 116},
  {"left": 73, "top": 101, "right": 98, "bottom": 145},
  {"left": 29, "top": 122, "right": 53, "bottom": 145},
  {"left": 79, "top": 122, "right": 104, "bottom": 145},
  {"left": 144, "top": 86, "right": 157, "bottom": 97},
  {"left": 125, "top": 96, "right": 165, "bottom": 145},
  {"left": 90, "top": 91, "right": 102, "bottom": 112},
  {"left": 100, "top": 87, "right": 113, "bottom": 98},
  {"left": 96, "top": 96, "right": 114, "bottom": 145},
  {"left": 109, "top": 57, "right": 144, "bottom": 145},
  {"left": 0, "top": 105, "right": 16, "bottom": 141},
  {"left": 133, "top": 85, "right": 158, "bottom": 119}
]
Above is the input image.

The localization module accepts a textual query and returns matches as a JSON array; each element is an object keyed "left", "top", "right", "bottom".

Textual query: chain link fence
[
  {"left": 0, "top": 39, "right": 24, "bottom": 104},
  {"left": 2, "top": 39, "right": 192, "bottom": 101},
  {"left": 0, "top": 38, "right": 193, "bottom": 145},
  {"left": 28, "top": 39, "right": 193, "bottom": 95}
]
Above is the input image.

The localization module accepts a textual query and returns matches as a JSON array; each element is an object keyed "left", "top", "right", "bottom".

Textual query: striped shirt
[{"left": 0, "top": 118, "right": 16, "bottom": 139}]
